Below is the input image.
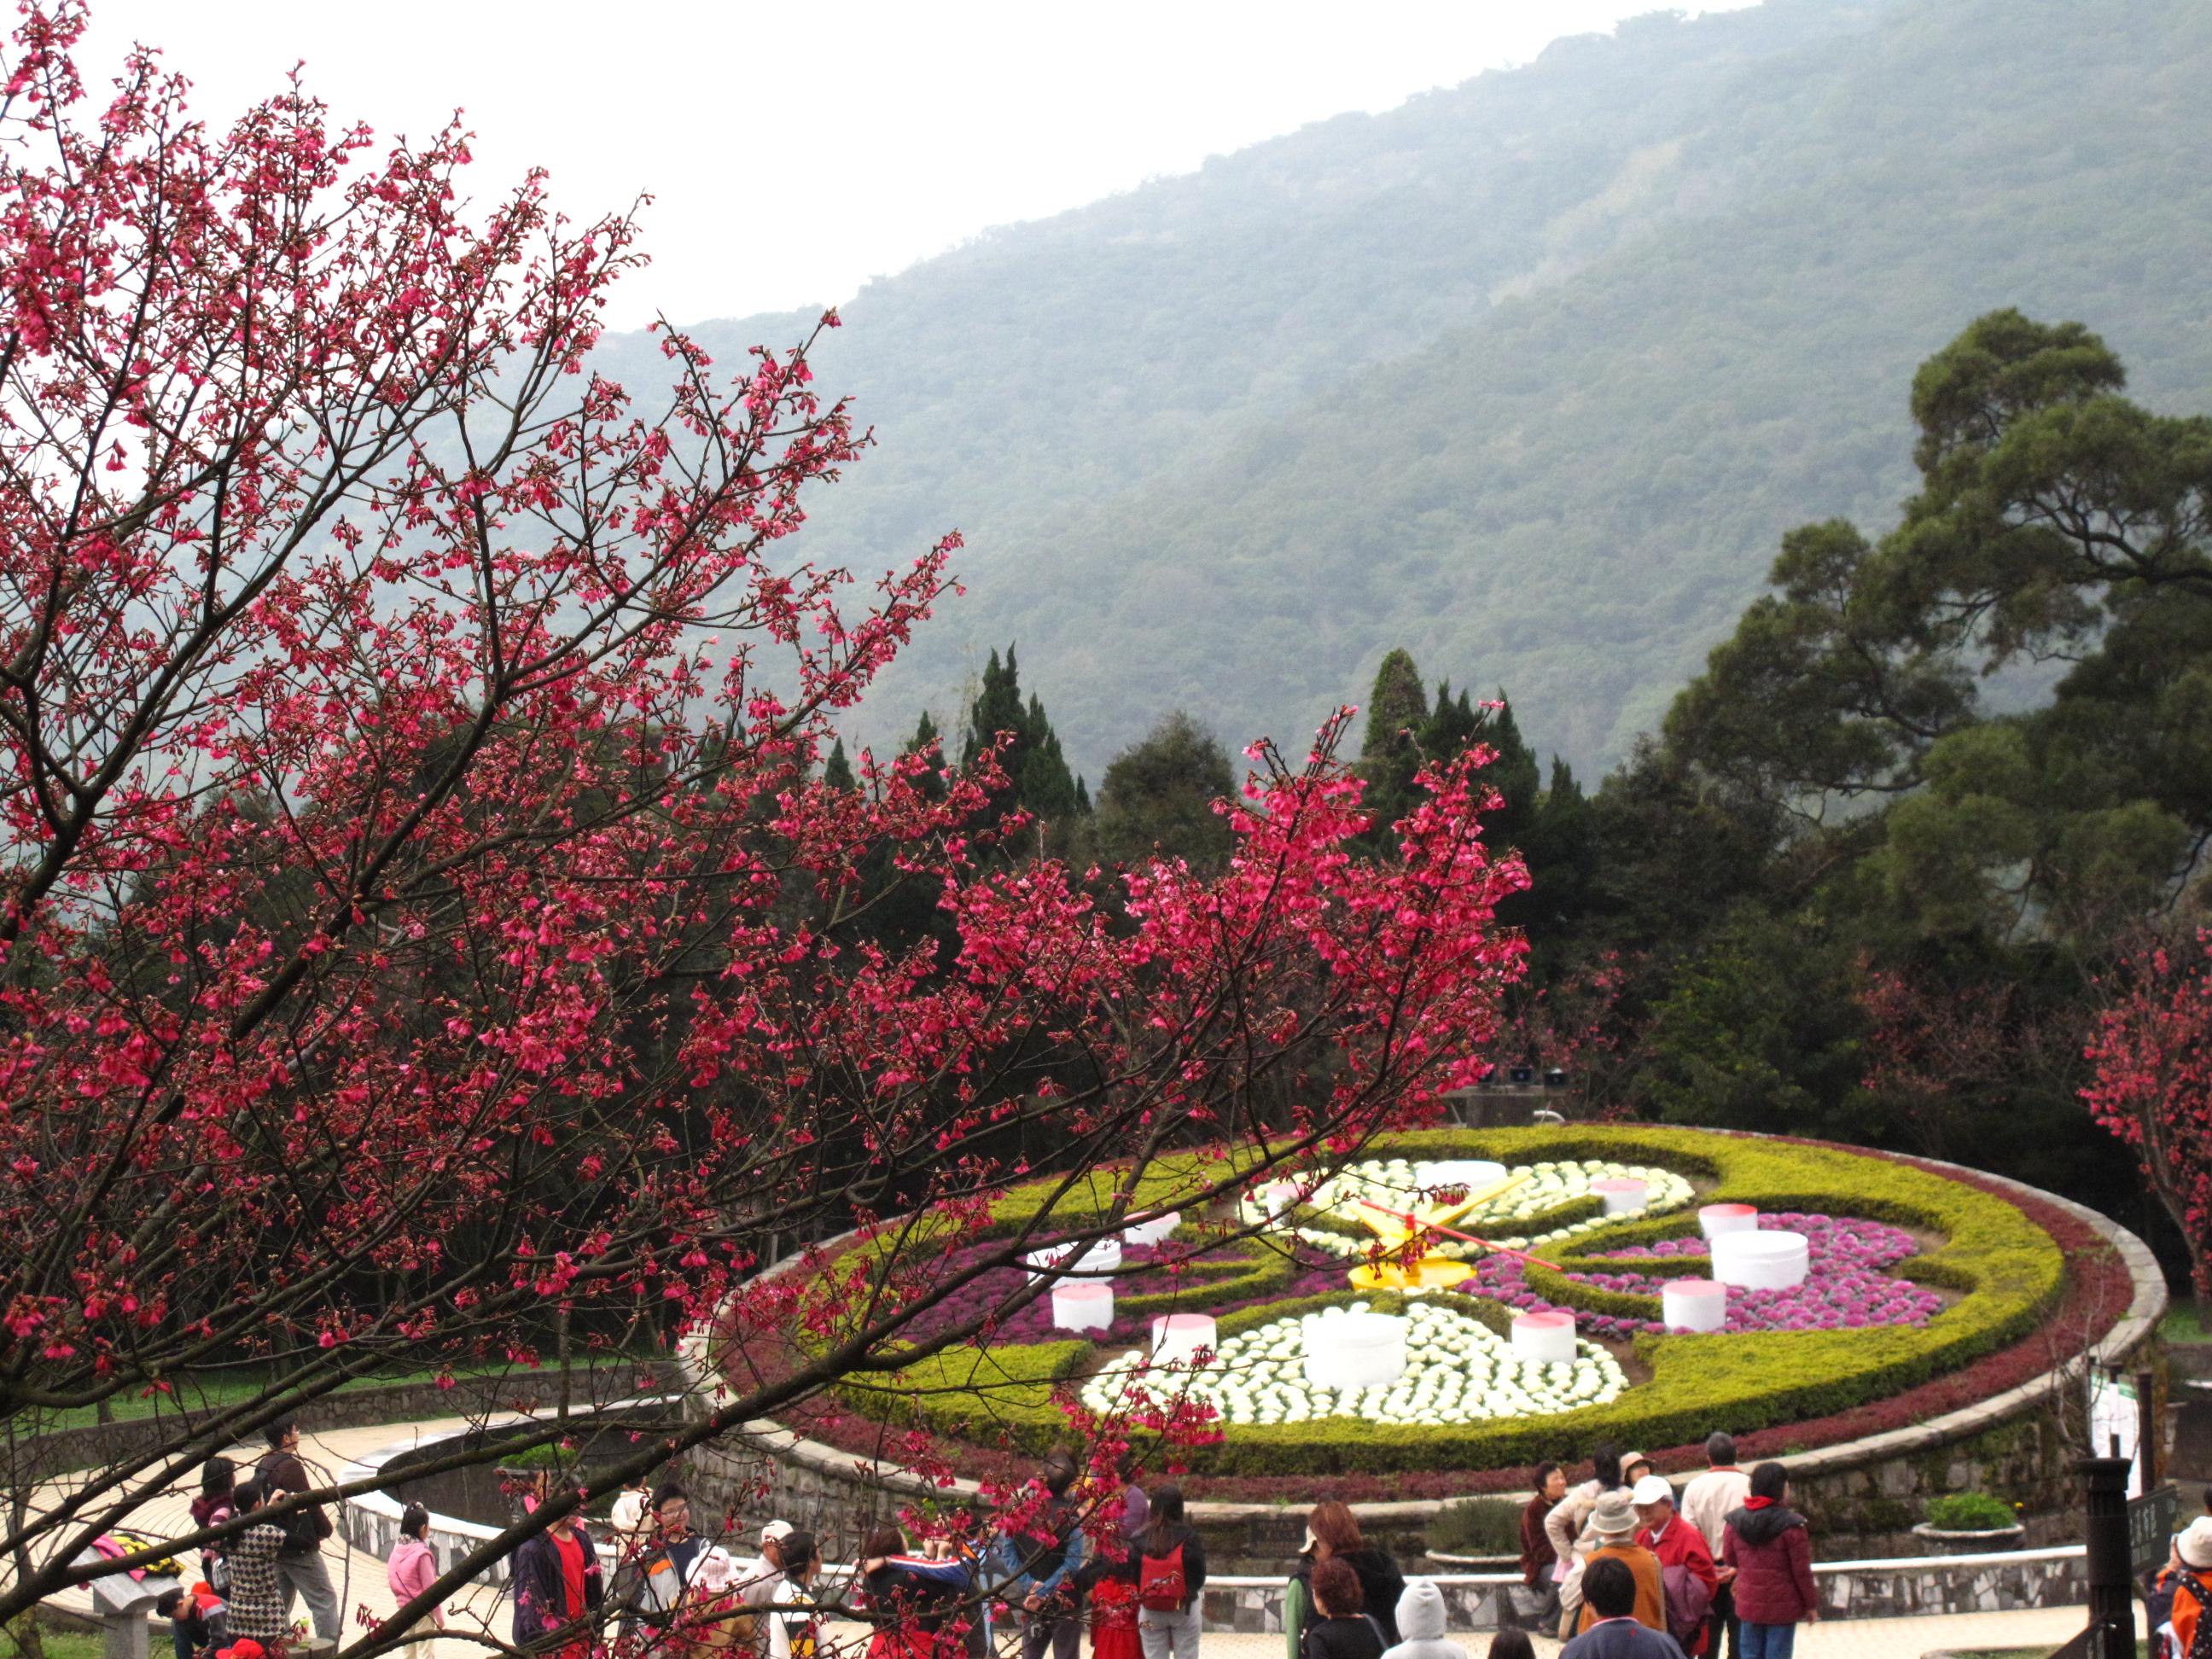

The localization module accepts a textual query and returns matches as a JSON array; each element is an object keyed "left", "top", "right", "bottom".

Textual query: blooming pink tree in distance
[
  {"left": 0, "top": 8, "right": 1528, "bottom": 1648},
  {"left": 2081, "top": 932, "right": 2212, "bottom": 1300}
]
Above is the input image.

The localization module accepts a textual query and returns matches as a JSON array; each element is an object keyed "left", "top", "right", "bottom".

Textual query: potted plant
[
  {"left": 1423, "top": 1498, "right": 1525, "bottom": 1567},
  {"left": 1911, "top": 1492, "right": 2026, "bottom": 1554}
]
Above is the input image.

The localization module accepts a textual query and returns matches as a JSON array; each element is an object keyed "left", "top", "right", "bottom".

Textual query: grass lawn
[
  {"left": 24, "top": 1348, "right": 670, "bottom": 1433},
  {"left": 2, "top": 1628, "right": 105, "bottom": 1659}
]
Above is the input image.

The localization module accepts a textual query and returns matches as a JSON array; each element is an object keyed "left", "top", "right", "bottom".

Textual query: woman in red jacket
[{"left": 1719, "top": 1464, "right": 1819, "bottom": 1659}]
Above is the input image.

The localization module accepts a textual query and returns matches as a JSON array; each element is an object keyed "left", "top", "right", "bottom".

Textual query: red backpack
[{"left": 1138, "top": 1544, "right": 1186, "bottom": 1612}]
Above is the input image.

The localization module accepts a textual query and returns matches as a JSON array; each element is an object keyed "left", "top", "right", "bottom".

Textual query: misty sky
[{"left": 77, "top": 1, "right": 1752, "bottom": 332}]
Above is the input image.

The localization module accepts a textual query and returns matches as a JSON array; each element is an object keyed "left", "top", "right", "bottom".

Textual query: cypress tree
[{"left": 823, "top": 738, "right": 857, "bottom": 793}]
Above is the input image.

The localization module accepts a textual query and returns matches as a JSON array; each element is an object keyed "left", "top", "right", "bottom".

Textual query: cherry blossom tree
[
  {"left": 2081, "top": 932, "right": 2212, "bottom": 1300},
  {"left": 0, "top": 9, "right": 1528, "bottom": 1650}
]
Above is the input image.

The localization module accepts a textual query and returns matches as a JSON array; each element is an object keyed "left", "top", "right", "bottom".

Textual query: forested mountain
[{"left": 596, "top": 0, "right": 2212, "bottom": 778}]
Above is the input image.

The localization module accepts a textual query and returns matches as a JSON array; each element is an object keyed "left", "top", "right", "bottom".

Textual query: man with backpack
[
  {"left": 1134, "top": 1485, "right": 1207, "bottom": 1659},
  {"left": 254, "top": 1420, "right": 339, "bottom": 1643}
]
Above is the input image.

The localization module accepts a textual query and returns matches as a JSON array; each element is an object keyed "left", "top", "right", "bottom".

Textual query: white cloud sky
[{"left": 73, "top": 1, "right": 1752, "bottom": 331}]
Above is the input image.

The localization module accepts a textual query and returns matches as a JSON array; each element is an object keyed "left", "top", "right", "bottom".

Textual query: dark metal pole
[
  {"left": 2139, "top": 1368, "right": 2160, "bottom": 1493},
  {"left": 2081, "top": 1455, "right": 2135, "bottom": 1659}
]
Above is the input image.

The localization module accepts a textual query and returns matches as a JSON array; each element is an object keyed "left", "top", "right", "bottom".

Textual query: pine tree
[
  {"left": 823, "top": 738, "right": 857, "bottom": 793},
  {"left": 905, "top": 711, "right": 948, "bottom": 803},
  {"left": 1355, "top": 648, "right": 1431, "bottom": 851}
]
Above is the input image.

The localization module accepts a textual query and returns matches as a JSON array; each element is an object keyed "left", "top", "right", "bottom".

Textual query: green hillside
[{"left": 600, "top": 0, "right": 2212, "bottom": 777}]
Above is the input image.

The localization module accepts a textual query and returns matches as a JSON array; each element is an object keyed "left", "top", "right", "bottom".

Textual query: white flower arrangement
[
  {"left": 1078, "top": 1297, "right": 1630, "bottom": 1427},
  {"left": 1238, "top": 1158, "right": 1695, "bottom": 1253}
]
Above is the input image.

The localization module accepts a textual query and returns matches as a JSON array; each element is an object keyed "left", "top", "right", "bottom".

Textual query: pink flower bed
[{"left": 1464, "top": 1213, "right": 1944, "bottom": 1339}]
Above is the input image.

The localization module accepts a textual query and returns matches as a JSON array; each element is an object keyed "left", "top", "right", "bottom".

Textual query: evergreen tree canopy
[{"left": 1088, "top": 710, "right": 1238, "bottom": 871}]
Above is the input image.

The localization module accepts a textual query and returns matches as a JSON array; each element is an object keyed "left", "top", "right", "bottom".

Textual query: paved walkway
[{"left": 15, "top": 1416, "right": 2134, "bottom": 1659}]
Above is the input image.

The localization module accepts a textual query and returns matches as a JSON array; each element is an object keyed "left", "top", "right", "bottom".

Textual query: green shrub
[
  {"left": 1923, "top": 1492, "right": 2021, "bottom": 1531},
  {"left": 1427, "top": 1498, "right": 1528, "bottom": 1557}
]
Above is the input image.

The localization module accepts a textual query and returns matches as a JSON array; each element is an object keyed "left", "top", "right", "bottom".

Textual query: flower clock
[{"left": 800, "top": 1126, "right": 2073, "bottom": 1480}]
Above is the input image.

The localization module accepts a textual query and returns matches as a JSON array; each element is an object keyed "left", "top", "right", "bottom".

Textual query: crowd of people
[
  {"left": 1517, "top": 1435, "right": 1819, "bottom": 1659},
  {"left": 160, "top": 1429, "right": 1823, "bottom": 1659}
]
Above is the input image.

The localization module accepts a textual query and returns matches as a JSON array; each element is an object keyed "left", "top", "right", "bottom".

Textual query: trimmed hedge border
[{"left": 820, "top": 1126, "right": 2065, "bottom": 1476}]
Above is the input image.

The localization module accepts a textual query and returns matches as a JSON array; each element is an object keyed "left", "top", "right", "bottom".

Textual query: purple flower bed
[
  {"left": 893, "top": 1238, "right": 1342, "bottom": 1346},
  {"left": 1459, "top": 1213, "right": 1945, "bottom": 1341}
]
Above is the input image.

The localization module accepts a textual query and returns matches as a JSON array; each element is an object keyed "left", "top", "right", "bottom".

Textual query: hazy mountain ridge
[{"left": 594, "top": 0, "right": 2211, "bottom": 778}]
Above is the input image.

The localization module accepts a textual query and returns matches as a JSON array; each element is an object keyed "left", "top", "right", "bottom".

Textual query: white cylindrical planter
[
  {"left": 1710, "top": 1229, "right": 1810, "bottom": 1290},
  {"left": 1700, "top": 1203, "right": 1758, "bottom": 1240},
  {"left": 1662, "top": 1278, "right": 1728, "bottom": 1333},
  {"left": 1023, "top": 1244, "right": 1071, "bottom": 1284},
  {"left": 1123, "top": 1211, "right": 1180, "bottom": 1247},
  {"left": 1421, "top": 1160, "right": 1508, "bottom": 1200},
  {"left": 1592, "top": 1177, "right": 1649, "bottom": 1215},
  {"left": 1051, "top": 1281, "right": 1114, "bottom": 1331},
  {"left": 1322, "top": 1313, "right": 1407, "bottom": 1388},
  {"left": 1065, "top": 1238, "right": 1122, "bottom": 1277},
  {"left": 1150, "top": 1313, "right": 1218, "bottom": 1366},
  {"left": 1511, "top": 1311, "right": 1578, "bottom": 1365}
]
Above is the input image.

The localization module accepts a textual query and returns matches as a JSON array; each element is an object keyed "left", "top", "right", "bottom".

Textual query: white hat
[
  {"left": 1631, "top": 1476, "right": 1674, "bottom": 1507},
  {"left": 2180, "top": 1516, "right": 2212, "bottom": 1570},
  {"left": 694, "top": 1545, "right": 740, "bottom": 1594},
  {"left": 762, "top": 1519, "right": 795, "bottom": 1545}
]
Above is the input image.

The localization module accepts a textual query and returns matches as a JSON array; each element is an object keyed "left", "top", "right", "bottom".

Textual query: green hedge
[{"left": 815, "top": 1126, "right": 2069, "bottom": 1474}]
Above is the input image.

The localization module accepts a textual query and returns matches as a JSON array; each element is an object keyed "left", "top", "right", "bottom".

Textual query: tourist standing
[
  {"left": 1296, "top": 1503, "right": 1406, "bottom": 1647},
  {"left": 513, "top": 1487, "right": 604, "bottom": 1659},
  {"left": 221, "top": 1481, "right": 291, "bottom": 1647},
  {"left": 1134, "top": 1485, "right": 1206, "bottom": 1659},
  {"left": 608, "top": 1477, "right": 653, "bottom": 1540},
  {"left": 1088, "top": 1541, "right": 1140, "bottom": 1659},
  {"left": 1632, "top": 1477, "right": 1715, "bottom": 1656},
  {"left": 1559, "top": 1559, "right": 1686, "bottom": 1658},
  {"left": 736, "top": 1521, "right": 795, "bottom": 1614},
  {"left": 385, "top": 1505, "right": 447, "bottom": 1659},
  {"left": 1298, "top": 1558, "right": 1382, "bottom": 1659},
  {"left": 1377, "top": 1580, "right": 1463, "bottom": 1659},
  {"left": 1115, "top": 1451, "right": 1151, "bottom": 1544},
  {"left": 1719, "top": 1464, "right": 1818, "bottom": 1659},
  {"left": 1018, "top": 1452, "right": 1088, "bottom": 1659},
  {"left": 254, "top": 1420, "right": 340, "bottom": 1643},
  {"left": 1679, "top": 1435, "right": 1749, "bottom": 1659},
  {"left": 619, "top": 1481, "right": 710, "bottom": 1639},
  {"left": 1574, "top": 1495, "right": 1664, "bottom": 1637},
  {"left": 1519, "top": 1463, "right": 1564, "bottom": 1618},
  {"left": 765, "top": 1531, "right": 823, "bottom": 1659},
  {"left": 862, "top": 1525, "right": 970, "bottom": 1659},
  {"left": 1545, "top": 1444, "right": 1626, "bottom": 1574}
]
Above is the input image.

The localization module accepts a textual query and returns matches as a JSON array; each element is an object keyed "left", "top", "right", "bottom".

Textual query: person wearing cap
[
  {"left": 738, "top": 1522, "right": 795, "bottom": 1613},
  {"left": 2162, "top": 1516, "right": 2212, "bottom": 1655},
  {"left": 1574, "top": 1493, "right": 1665, "bottom": 1637},
  {"left": 1633, "top": 1476, "right": 1715, "bottom": 1656},
  {"left": 1560, "top": 1558, "right": 1687, "bottom": 1659}
]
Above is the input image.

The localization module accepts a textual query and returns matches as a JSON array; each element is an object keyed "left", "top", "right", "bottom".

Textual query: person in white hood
[{"left": 1380, "top": 1580, "right": 1466, "bottom": 1659}]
